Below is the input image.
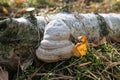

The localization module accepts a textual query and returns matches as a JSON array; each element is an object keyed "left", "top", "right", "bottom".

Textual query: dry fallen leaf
[
  {"left": 90, "top": 37, "right": 107, "bottom": 48},
  {"left": 2, "top": 6, "right": 9, "bottom": 14},
  {"left": 14, "top": 0, "right": 26, "bottom": 5},
  {"left": 0, "top": 67, "right": 8, "bottom": 80},
  {"left": 72, "top": 36, "right": 88, "bottom": 57}
]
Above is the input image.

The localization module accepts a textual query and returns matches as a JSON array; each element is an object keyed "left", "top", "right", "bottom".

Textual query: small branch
[
  {"left": 78, "top": 61, "right": 91, "bottom": 67},
  {"left": 87, "top": 70, "right": 99, "bottom": 80},
  {"left": 50, "top": 76, "right": 74, "bottom": 80},
  {"left": 102, "top": 61, "right": 120, "bottom": 73}
]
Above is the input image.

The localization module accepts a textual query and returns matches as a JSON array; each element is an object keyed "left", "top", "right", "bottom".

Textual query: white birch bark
[{"left": 0, "top": 13, "right": 120, "bottom": 62}]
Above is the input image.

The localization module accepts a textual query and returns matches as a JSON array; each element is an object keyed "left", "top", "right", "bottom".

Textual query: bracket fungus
[{"left": 36, "top": 19, "right": 74, "bottom": 62}]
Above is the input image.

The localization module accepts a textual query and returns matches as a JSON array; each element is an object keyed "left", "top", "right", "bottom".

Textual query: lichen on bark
[{"left": 0, "top": 16, "right": 43, "bottom": 59}]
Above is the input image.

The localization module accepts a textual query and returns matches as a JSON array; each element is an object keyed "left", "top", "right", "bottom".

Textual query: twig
[
  {"left": 56, "top": 58, "right": 81, "bottom": 72},
  {"left": 102, "top": 61, "right": 120, "bottom": 73},
  {"left": 50, "top": 76, "right": 74, "bottom": 80},
  {"left": 66, "top": 67, "right": 73, "bottom": 75},
  {"left": 97, "top": 70, "right": 106, "bottom": 80},
  {"left": 104, "top": 70, "right": 119, "bottom": 79},
  {"left": 35, "top": 73, "right": 74, "bottom": 80},
  {"left": 41, "top": 61, "right": 65, "bottom": 79},
  {"left": 29, "top": 63, "right": 45, "bottom": 79},
  {"left": 87, "top": 70, "right": 99, "bottom": 80},
  {"left": 78, "top": 61, "right": 91, "bottom": 67},
  {"left": 86, "top": 75, "right": 97, "bottom": 80}
]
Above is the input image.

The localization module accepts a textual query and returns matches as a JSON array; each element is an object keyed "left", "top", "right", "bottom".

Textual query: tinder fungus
[{"left": 36, "top": 19, "right": 74, "bottom": 62}]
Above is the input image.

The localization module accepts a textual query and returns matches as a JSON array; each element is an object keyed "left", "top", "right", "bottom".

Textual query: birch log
[{"left": 0, "top": 13, "right": 120, "bottom": 62}]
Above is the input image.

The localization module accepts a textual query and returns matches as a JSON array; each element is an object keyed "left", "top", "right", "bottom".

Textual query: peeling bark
[{"left": 0, "top": 13, "right": 120, "bottom": 62}]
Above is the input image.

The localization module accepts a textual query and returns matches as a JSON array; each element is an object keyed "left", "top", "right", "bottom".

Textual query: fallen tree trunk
[{"left": 0, "top": 13, "right": 120, "bottom": 62}]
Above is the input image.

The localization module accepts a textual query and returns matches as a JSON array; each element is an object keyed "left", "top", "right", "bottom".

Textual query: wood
[{"left": 0, "top": 13, "right": 120, "bottom": 62}]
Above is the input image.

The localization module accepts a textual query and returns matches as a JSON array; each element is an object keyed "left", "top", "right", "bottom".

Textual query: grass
[{"left": 15, "top": 42, "right": 120, "bottom": 80}]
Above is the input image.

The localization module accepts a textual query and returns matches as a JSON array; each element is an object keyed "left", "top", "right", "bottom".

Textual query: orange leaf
[
  {"left": 2, "top": 7, "right": 9, "bottom": 14},
  {"left": 72, "top": 36, "right": 88, "bottom": 57}
]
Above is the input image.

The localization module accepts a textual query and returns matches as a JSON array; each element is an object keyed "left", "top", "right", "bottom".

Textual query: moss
[{"left": 0, "top": 17, "right": 43, "bottom": 60}]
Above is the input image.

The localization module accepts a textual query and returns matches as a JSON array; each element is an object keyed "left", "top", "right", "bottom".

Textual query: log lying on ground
[{"left": 0, "top": 13, "right": 120, "bottom": 62}]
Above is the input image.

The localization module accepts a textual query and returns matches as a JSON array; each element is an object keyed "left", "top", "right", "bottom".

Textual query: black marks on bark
[{"left": 95, "top": 13, "right": 110, "bottom": 38}]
